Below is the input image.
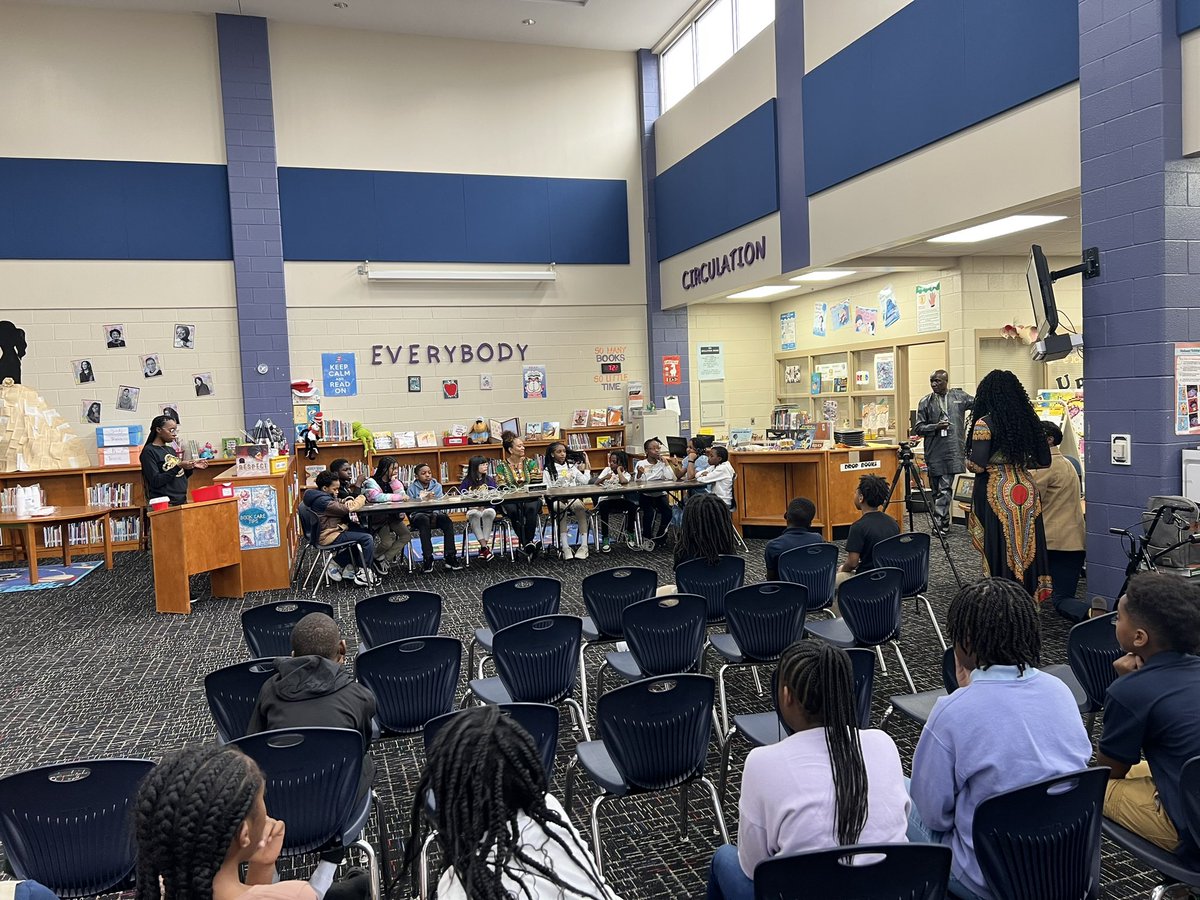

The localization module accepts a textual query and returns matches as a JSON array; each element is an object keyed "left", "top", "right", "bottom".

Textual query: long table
[{"left": 353, "top": 480, "right": 705, "bottom": 517}]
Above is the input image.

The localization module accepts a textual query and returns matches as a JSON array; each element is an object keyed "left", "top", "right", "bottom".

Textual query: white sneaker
[
  {"left": 352, "top": 569, "right": 370, "bottom": 587},
  {"left": 341, "top": 563, "right": 356, "bottom": 579},
  {"left": 325, "top": 562, "right": 343, "bottom": 582},
  {"left": 641, "top": 539, "right": 656, "bottom": 552},
  {"left": 561, "top": 543, "right": 575, "bottom": 560},
  {"left": 575, "top": 543, "right": 589, "bottom": 560}
]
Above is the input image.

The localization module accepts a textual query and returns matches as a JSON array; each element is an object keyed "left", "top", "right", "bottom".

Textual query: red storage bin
[{"left": 192, "top": 482, "right": 234, "bottom": 503}]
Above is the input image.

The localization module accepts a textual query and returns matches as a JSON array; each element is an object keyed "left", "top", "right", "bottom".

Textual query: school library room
[{"left": 3, "top": 0, "right": 1200, "bottom": 898}]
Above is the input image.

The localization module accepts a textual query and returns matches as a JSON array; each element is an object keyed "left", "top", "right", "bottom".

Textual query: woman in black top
[{"left": 140, "top": 415, "right": 208, "bottom": 506}]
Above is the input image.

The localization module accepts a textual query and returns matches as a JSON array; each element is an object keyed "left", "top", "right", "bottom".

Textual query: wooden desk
[
  {"left": 0, "top": 505, "right": 113, "bottom": 584},
  {"left": 148, "top": 497, "right": 244, "bottom": 614}
]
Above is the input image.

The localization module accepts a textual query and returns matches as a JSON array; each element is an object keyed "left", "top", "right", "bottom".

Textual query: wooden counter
[
  {"left": 731, "top": 447, "right": 903, "bottom": 540},
  {"left": 205, "top": 461, "right": 299, "bottom": 593}
]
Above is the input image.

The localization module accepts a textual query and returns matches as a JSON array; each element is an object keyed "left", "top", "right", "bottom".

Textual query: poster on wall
[
  {"left": 522, "top": 366, "right": 547, "bottom": 399},
  {"left": 916, "top": 281, "right": 942, "bottom": 333},
  {"left": 661, "top": 356, "right": 681, "bottom": 386},
  {"left": 780, "top": 311, "right": 797, "bottom": 351},
  {"left": 881, "top": 286, "right": 900, "bottom": 328},
  {"left": 235, "top": 484, "right": 280, "bottom": 550},
  {"left": 697, "top": 344, "right": 725, "bottom": 381},
  {"left": 813, "top": 303, "right": 827, "bottom": 338},
  {"left": 854, "top": 307, "right": 878, "bottom": 336},
  {"left": 832, "top": 300, "right": 850, "bottom": 330},
  {"left": 321, "top": 352, "right": 357, "bottom": 397},
  {"left": 874, "top": 352, "right": 896, "bottom": 390},
  {"left": 1175, "top": 343, "right": 1200, "bottom": 434}
]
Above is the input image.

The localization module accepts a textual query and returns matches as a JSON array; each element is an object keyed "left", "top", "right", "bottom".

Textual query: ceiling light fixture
[
  {"left": 726, "top": 285, "right": 796, "bottom": 299},
  {"left": 790, "top": 269, "right": 857, "bottom": 282},
  {"left": 927, "top": 214, "right": 1067, "bottom": 243},
  {"left": 333, "top": 1, "right": 348, "bottom": 7},
  {"left": 522, "top": 18, "right": 537, "bottom": 25},
  {"left": 359, "top": 263, "right": 556, "bottom": 283}
]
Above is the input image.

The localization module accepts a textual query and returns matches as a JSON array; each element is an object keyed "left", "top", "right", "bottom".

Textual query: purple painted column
[
  {"left": 215, "top": 14, "right": 292, "bottom": 437},
  {"left": 638, "top": 48, "right": 693, "bottom": 434},
  {"left": 775, "top": 0, "right": 809, "bottom": 273},
  {"left": 1079, "top": 0, "right": 1200, "bottom": 600}
]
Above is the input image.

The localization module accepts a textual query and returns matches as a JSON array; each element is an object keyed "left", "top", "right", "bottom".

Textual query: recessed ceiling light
[
  {"left": 522, "top": 18, "right": 537, "bottom": 25},
  {"left": 726, "top": 285, "right": 796, "bottom": 299},
  {"left": 790, "top": 270, "right": 857, "bottom": 282},
  {"left": 333, "top": 1, "right": 348, "bottom": 7},
  {"left": 927, "top": 214, "right": 1067, "bottom": 243}
]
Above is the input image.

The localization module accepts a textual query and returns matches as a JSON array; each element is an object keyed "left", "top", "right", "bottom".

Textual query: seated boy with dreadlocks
[
  {"left": 908, "top": 578, "right": 1091, "bottom": 900},
  {"left": 404, "top": 706, "right": 621, "bottom": 900},
  {"left": 1097, "top": 572, "right": 1200, "bottom": 854},
  {"left": 708, "top": 642, "right": 910, "bottom": 900},
  {"left": 835, "top": 474, "right": 899, "bottom": 590}
]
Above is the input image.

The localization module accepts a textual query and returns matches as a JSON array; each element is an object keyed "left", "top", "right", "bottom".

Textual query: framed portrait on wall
[{"left": 408, "top": 376, "right": 421, "bottom": 392}]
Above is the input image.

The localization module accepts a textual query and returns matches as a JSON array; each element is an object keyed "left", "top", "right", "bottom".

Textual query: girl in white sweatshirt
[
  {"left": 595, "top": 450, "right": 638, "bottom": 553},
  {"left": 543, "top": 442, "right": 591, "bottom": 560}
]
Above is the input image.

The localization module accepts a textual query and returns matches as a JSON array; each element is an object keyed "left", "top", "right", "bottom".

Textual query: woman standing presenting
[
  {"left": 140, "top": 414, "right": 208, "bottom": 506},
  {"left": 965, "top": 369, "right": 1052, "bottom": 602},
  {"left": 494, "top": 430, "right": 543, "bottom": 560}
]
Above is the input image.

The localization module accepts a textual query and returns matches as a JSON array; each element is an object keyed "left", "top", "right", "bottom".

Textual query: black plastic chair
[
  {"left": 707, "top": 581, "right": 808, "bottom": 733},
  {"left": 355, "top": 590, "right": 442, "bottom": 651},
  {"left": 881, "top": 646, "right": 958, "bottom": 729},
  {"left": 241, "top": 599, "right": 335, "bottom": 659},
  {"left": 597, "top": 593, "right": 707, "bottom": 697},
  {"left": 807, "top": 567, "right": 916, "bottom": 693},
  {"left": 1102, "top": 755, "right": 1200, "bottom": 898},
  {"left": 753, "top": 843, "right": 952, "bottom": 900},
  {"left": 231, "top": 727, "right": 384, "bottom": 899},
  {"left": 565, "top": 674, "right": 728, "bottom": 877},
  {"left": 467, "top": 576, "right": 562, "bottom": 678},
  {"left": 675, "top": 554, "right": 746, "bottom": 623},
  {"left": 297, "top": 504, "right": 372, "bottom": 595},
  {"left": 204, "top": 657, "right": 278, "bottom": 743},
  {"left": 872, "top": 533, "right": 946, "bottom": 651},
  {"left": 465, "top": 614, "right": 590, "bottom": 741},
  {"left": 1044, "top": 611, "right": 1121, "bottom": 735},
  {"left": 579, "top": 566, "right": 658, "bottom": 708},
  {"left": 973, "top": 767, "right": 1108, "bottom": 900},
  {"left": 0, "top": 758, "right": 155, "bottom": 898},
  {"left": 356, "top": 636, "right": 461, "bottom": 737},
  {"left": 777, "top": 542, "right": 839, "bottom": 618}
]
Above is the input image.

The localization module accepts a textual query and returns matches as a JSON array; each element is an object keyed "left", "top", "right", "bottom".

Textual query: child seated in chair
[
  {"left": 764, "top": 497, "right": 823, "bottom": 581},
  {"left": 836, "top": 475, "right": 899, "bottom": 589},
  {"left": 1097, "top": 572, "right": 1200, "bottom": 854},
  {"left": 302, "top": 471, "right": 375, "bottom": 588}
]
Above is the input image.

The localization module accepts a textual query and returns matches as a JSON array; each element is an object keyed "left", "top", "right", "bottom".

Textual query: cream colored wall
[
  {"left": 685, "top": 303, "right": 776, "bottom": 432},
  {"left": 654, "top": 24, "right": 776, "bottom": 173},
  {"left": 803, "top": 0, "right": 916, "bottom": 72}
]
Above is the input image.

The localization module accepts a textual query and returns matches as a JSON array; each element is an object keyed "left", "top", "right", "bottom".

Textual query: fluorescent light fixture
[
  {"left": 359, "top": 263, "right": 556, "bottom": 282},
  {"left": 927, "top": 215, "right": 1067, "bottom": 244},
  {"left": 790, "top": 270, "right": 857, "bottom": 282},
  {"left": 726, "top": 285, "right": 796, "bottom": 299}
]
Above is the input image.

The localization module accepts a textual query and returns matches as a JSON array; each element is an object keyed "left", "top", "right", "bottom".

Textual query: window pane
[
  {"left": 695, "top": 0, "right": 733, "bottom": 82},
  {"left": 735, "top": 0, "right": 774, "bottom": 47},
  {"left": 661, "top": 31, "right": 695, "bottom": 111}
]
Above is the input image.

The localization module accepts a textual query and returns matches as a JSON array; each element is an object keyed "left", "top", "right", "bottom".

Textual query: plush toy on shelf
[
  {"left": 304, "top": 412, "right": 323, "bottom": 459},
  {"left": 352, "top": 421, "right": 375, "bottom": 455},
  {"left": 469, "top": 419, "right": 490, "bottom": 444},
  {"left": 199, "top": 442, "right": 216, "bottom": 460}
]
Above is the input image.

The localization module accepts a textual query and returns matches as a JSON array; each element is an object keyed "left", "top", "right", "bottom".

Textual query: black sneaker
[
  {"left": 446, "top": 559, "right": 464, "bottom": 571},
  {"left": 421, "top": 563, "right": 435, "bottom": 574}
]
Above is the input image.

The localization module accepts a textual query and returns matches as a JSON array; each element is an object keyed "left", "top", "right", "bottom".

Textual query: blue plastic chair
[
  {"left": 881, "top": 646, "right": 958, "bottom": 730},
  {"left": 675, "top": 555, "right": 746, "bottom": 623},
  {"left": 0, "top": 758, "right": 154, "bottom": 898},
  {"left": 355, "top": 590, "right": 442, "bottom": 651},
  {"left": 231, "top": 727, "right": 384, "bottom": 899},
  {"left": 297, "top": 505, "right": 373, "bottom": 595},
  {"left": 973, "top": 767, "right": 1108, "bottom": 900},
  {"left": 754, "top": 843, "right": 951, "bottom": 900},
  {"left": 465, "top": 614, "right": 589, "bottom": 741},
  {"left": 241, "top": 599, "right": 335, "bottom": 659},
  {"left": 579, "top": 566, "right": 658, "bottom": 709},
  {"left": 355, "top": 636, "right": 461, "bottom": 737},
  {"left": 871, "top": 533, "right": 946, "bottom": 650},
  {"left": 806, "top": 568, "right": 916, "bottom": 693},
  {"left": 597, "top": 593, "right": 707, "bottom": 697},
  {"left": 708, "top": 581, "right": 808, "bottom": 734},
  {"left": 777, "top": 543, "right": 839, "bottom": 618},
  {"left": 204, "top": 657, "right": 278, "bottom": 743},
  {"left": 564, "top": 674, "right": 728, "bottom": 877},
  {"left": 467, "top": 576, "right": 562, "bottom": 678},
  {"left": 1103, "top": 755, "right": 1200, "bottom": 898}
]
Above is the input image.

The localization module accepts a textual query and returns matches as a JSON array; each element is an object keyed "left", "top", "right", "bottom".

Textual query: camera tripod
[{"left": 884, "top": 444, "right": 964, "bottom": 588}]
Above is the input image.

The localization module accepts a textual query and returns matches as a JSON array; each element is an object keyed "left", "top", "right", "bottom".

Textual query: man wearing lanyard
[{"left": 915, "top": 370, "right": 973, "bottom": 535}]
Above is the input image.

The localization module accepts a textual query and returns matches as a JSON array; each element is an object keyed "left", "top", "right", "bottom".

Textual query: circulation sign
[{"left": 322, "top": 352, "right": 358, "bottom": 397}]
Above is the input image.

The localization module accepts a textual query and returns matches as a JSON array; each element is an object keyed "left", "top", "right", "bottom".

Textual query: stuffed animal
[
  {"left": 304, "top": 413, "right": 323, "bottom": 459},
  {"left": 352, "top": 421, "right": 375, "bottom": 455},
  {"left": 199, "top": 442, "right": 216, "bottom": 460},
  {"left": 469, "top": 418, "right": 490, "bottom": 444}
]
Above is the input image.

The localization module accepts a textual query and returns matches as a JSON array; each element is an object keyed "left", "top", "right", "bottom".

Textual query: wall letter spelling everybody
[
  {"left": 516, "top": 343, "right": 528, "bottom": 361},
  {"left": 371, "top": 345, "right": 383, "bottom": 365},
  {"left": 460, "top": 344, "right": 474, "bottom": 363},
  {"left": 498, "top": 343, "right": 513, "bottom": 362},
  {"left": 427, "top": 345, "right": 441, "bottom": 363},
  {"left": 442, "top": 345, "right": 457, "bottom": 363},
  {"left": 409, "top": 344, "right": 421, "bottom": 364},
  {"left": 477, "top": 343, "right": 495, "bottom": 362},
  {"left": 388, "top": 346, "right": 403, "bottom": 363}
]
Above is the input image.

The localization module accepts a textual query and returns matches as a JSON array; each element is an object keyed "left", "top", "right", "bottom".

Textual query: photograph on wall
[
  {"left": 522, "top": 365, "right": 547, "bottom": 399},
  {"left": 881, "top": 286, "right": 900, "bottom": 328},
  {"left": 141, "top": 354, "right": 163, "bottom": 378},
  {"left": 1175, "top": 343, "right": 1200, "bottom": 434},
  {"left": 116, "top": 385, "right": 140, "bottom": 412},
  {"left": 854, "top": 306, "right": 878, "bottom": 335},
  {"left": 104, "top": 324, "right": 126, "bottom": 349},
  {"left": 174, "top": 324, "right": 196, "bottom": 349},
  {"left": 161, "top": 403, "right": 181, "bottom": 423},
  {"left": 408, "top": 375, "right": 421, "bottom": 392},
  {"left": 72, "top": 359, "right": 96, "bottom": 384},
  {"left": 832, "top": 300, "right": 850, "bottom": 330},
  {"left": 480, "top": 373, "right": 493, "bottom": 390},
  {"left": 235, "top": 484, "right": 280, "bottom": 550},
  {"left": 916, "top": 281, "right": 942, "bottom": 333},
  {"left": 193, "top": 372, "right": 214, "bottom": 397},
  {"left": 779, "top": 311, "right": 797, "bottom": 351},
  {"left": 442, "top": 378, "right": 459, "bottom": 400},
  {"left": 81, "top": 400, "right": 102, "bottom": 425},
  {"left": 813, "top": 303, "right": 827, "bottom": 338}
]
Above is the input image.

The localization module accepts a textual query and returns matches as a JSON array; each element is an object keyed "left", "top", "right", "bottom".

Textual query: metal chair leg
[
  {"left": 751, "top": 666, "right": 764, "bottom": 696},
  {"left": 371, "top": 793, "right": 393, "bottom": 897},
  {"left": 578, "top": 641, "right": 589, "bottom": 713},
  {"left": 917, "top": 593, "right": 947, "bottom": 650},
  {"left": 890, "top": 641, "right": 917, "bottom": 694},
  {"left": 678, "top": 780, "right": 690, "bottom": 839},
  {"left": 418, "top": 829, "right": 436, "bottom": 900},
  {"left": 466, "top": 638, "right": 478, "bottom": 682},
  {"left": 874, "top": 643, "right": 889, "bottom": 676},
  {"left": 698, "top": 776, "right": 731, "bottom": 843},
  {"left": 589, "top": 794, "right": 608, "bottom": 878},
  {"left": 717, "top": 664, "right": 731, "bottom": 736},
  {"left": 596, "top": 660, "right": 609, "bottom": 699},
  {"left": 350, "top": 838, "right": 379, "bottom": 900},
  {"left": 563, "top": 697, "right": 592, "bottom": 741},
  {"left": 564, "top": 755, "right": 578, "bottom": 809},
  {"left": 717, "top": 726, "right": 736, "bottom": 804}
]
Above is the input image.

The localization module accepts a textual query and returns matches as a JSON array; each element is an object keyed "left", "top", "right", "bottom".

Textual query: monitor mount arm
[{"left": 1050, "top": 247, "right": 1101, "bottom": 282}]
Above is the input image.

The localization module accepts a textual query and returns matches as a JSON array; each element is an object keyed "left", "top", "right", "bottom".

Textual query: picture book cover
[
  {"left": 589, "top": 409, "right": 606, "bottom": 427},
  {"left": 571, "top": 409, "right": 589, "bottom": 427},
  {"left": 596, "top": 435, "right": 613, "bottom": 448},
  {"left": 606, "top": 406, "right": 623, "bottom": 426},
  {"left": 526, "top": 421, "right": 543, "bottom": 437},
  {"left": 542, "top": 421, "right": 561, "bottom": 439},
  {"left": 810, "top": 372, "right": 822, "bottom": 395},
  {"left": 832, "top": 377, "right": 848, "bottom": 393},
  {"left": 416, "top": 431, "right": 438, "bottom": 448},
  {"left": 488, "top": 418, "right": 504, "bottom": 441},
  {"left": 396, "top": 431, "right": 416, "bottom": 448}
]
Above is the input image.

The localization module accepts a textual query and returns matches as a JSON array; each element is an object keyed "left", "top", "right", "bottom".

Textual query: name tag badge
[{"left": 939, "top": 428, "right": 948, "bottom": 438}]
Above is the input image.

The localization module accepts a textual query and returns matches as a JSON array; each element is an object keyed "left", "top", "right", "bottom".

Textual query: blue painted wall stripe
[
  {"left": 653, "top": 99, "right": 779, "bottom": 261},
  {"left": 277, "top": 168, "right": 629, "bottom": 264},
  {"left": 0, "top": 158, "right": 232, "bottom": 260},
  {"left": 803, "top": 0, "right": 1079, "bottom": 195},
  {"left": 1180, "top": 0, "right": 1200, "bottom": 35}
]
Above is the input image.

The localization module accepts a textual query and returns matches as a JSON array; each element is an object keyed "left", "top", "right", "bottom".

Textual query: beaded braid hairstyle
[
  {"left": 947, "top": 577, "right": 1041, "bottom": 673},
  {"left": 673, "top": 491, "right": 737, "bottom": 568},
  {"left": 134, "top": 744, "right": 264, "bottom": 900},
  {"left": 403, "top": 706, "right": 609, "bottom": 900},
  {"left": 965, "top": 369, "right": 1044, "bottom": 469},
  {"left": 776, "top": 641, "right": 868, "bottom": 846}
]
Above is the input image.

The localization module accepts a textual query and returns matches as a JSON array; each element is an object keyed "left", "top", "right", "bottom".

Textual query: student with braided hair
[
  {"left": 403, "top": 706, "right": 620, "bottom": 900},
  {"left": 707, "top": 642, "right": 909, "bottom": 900},
  {"left": 134, "top": 744, "right": 368, "bottom": 900},
  {"left": 655, "top": 492, "right": 738, "bottom": 596},
  {"left": 908, "top": 577, "right": 1091, "bottom": 900}
]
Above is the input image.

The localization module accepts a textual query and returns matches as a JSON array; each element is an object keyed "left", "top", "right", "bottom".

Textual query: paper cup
[{"left": 149, "top": 497, "right": 170, "bottom": 511}]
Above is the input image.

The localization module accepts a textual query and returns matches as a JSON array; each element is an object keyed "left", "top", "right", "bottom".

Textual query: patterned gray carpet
[{"left": 0, "top": 516, "right": 1167, "bottom": 899}]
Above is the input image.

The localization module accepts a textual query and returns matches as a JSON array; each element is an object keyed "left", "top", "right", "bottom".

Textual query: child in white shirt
[
  {"left": 634, "top": 438, "right": 682, "bottom": 550},
  {"left": 543, "top": 442, "right": 591, "bottom": 560},
  {"left": 695, "top": 445, "right": 735, "bottom": 507},
  {"left": 595, "top": 450, "right": 637, "bottom": 553}
]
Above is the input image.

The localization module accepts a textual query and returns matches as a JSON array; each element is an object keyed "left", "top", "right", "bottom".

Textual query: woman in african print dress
[{"left": 965, "top": 369, "right": 1053, "bottom": 602}]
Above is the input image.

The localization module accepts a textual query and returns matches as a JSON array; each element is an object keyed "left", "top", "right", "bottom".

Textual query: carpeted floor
[{"left": 0, "top": 516, "right": 1168, "bottom": 899}]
